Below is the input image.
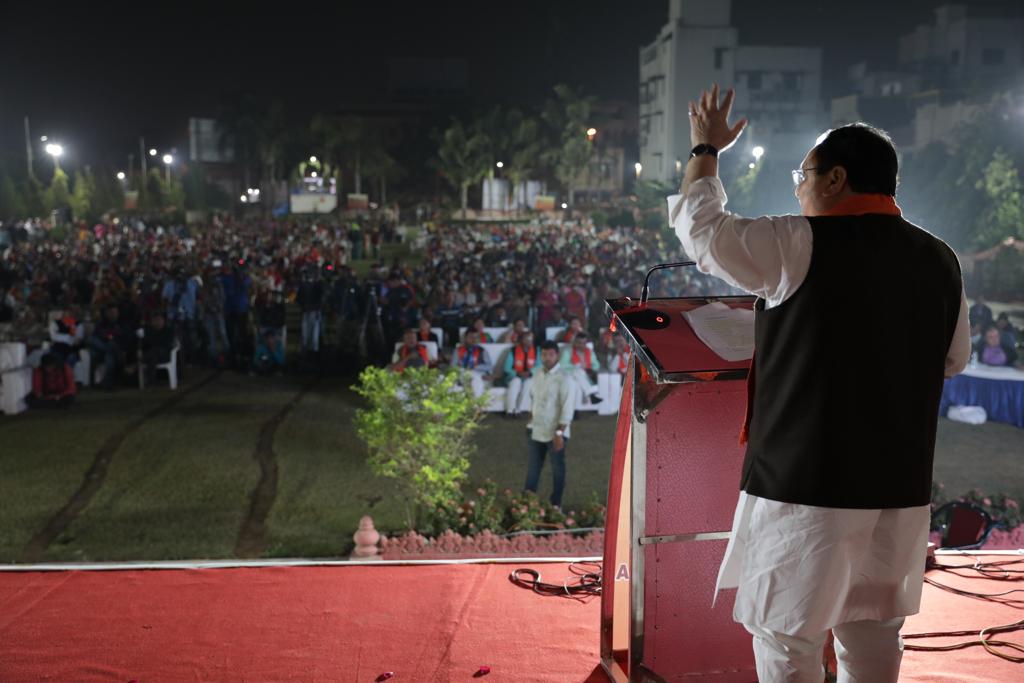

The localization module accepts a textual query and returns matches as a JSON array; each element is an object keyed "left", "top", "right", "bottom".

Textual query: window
[
  {"left": 714, "top": 48, "right": 727, "bottom": 70},
  {"left": 982, "top": 48, "right": 1005, "bottom": 66},
  {"left": 782, "top": 72, "right": 801, "bottom": 91}
]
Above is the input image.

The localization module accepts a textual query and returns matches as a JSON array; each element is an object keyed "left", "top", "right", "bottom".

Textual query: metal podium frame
[{"left": 600, "top": 295, "right": 756, "bottom": 683}]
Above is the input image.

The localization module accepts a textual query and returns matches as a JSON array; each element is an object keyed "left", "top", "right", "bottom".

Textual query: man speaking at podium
[{"left": 669, "top": 85, "right": 971, "bottom": 682}]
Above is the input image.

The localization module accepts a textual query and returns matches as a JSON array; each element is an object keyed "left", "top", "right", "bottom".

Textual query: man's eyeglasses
[{"left": 791, "top": 167, "right": 821, "bottom": 186}]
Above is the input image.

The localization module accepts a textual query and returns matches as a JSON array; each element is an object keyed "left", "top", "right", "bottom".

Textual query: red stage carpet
[{"left": 0, "top": 556, "right": 1020, "bottom": 682}]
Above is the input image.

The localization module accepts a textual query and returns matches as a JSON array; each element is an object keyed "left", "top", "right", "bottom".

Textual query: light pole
[
  {"left": 162, "top": 154, "right": 173, "bottom": 184},
  {"left": 45, "top": 143, "right": 64, "bottom": 174}
]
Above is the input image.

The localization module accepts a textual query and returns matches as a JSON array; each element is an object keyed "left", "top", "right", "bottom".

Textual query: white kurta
[{"left": 668, "top": 178, "right": 972, "bottom": 637}]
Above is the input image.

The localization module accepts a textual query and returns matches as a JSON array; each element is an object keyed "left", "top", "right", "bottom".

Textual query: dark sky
[{"left": 0, "top": 0, "right": 979, "bottom": 173}]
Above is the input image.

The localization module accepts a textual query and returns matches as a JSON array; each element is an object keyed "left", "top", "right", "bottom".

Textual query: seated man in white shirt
[
  {"left": 455, "top": 330, "right": 493, "bottom": 397},
  {"left": 559, "top": 333, "right": 602, "bottom": 405},
  {"left": 674, "top": 84, "right": 970, "bottom": 683}
]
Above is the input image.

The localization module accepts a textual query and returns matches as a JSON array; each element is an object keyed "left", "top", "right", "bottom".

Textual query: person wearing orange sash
[
  {"left": 559, "top": 333, "right": 602, "bottom": 405},
  {"left": 670, "top": 84, "right": 970, "bottom": 682},
  {"left": 389, "top": 328, "right": 431, "bottom": 373},
  {"left": 503, "top": 331, "right": 538, "bottom": 416},
  {"left": 456, "top": 330, "right": 492, "bottom": 397}
]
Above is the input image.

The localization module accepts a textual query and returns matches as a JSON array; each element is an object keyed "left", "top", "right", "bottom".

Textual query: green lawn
[
  {"left": 2, "top": 367, "right": 1019, "bottom": 564},
  {"left": 0, "top": 371, "right": 617, "bottom": 563}
]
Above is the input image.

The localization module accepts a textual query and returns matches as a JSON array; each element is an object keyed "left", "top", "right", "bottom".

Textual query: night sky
[{"left": 0, "top": 0, "right": 980, "bottom": 172}]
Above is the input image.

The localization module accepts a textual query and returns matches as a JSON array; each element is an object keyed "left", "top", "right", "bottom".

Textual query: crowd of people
[{"left": 0, "top": 210, "right": 740, "bottom": 407}]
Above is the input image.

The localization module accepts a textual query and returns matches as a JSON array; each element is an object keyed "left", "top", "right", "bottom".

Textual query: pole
[
  {"left": 165, "top": 163, "right": 170, "bottom": 185},
  {"left": 128, "top": 153, "right": 134, "bottom": 189},
  {"left": 139, "top": 137, "right": 147, "bottom": 180},
  {"left": 24, "top": 116, "right": 35, "bottom": 180}
]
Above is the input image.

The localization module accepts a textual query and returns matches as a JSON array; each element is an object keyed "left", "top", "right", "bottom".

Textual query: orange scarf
[
  {"left": 513, "top": 345, "right": 536, "bottom": 372},
  {"left": 571, "top": 347, "right": 592, "bottom": 369},
  {"left": 821, "top": 193, "right": 901, "bottom": 217}
]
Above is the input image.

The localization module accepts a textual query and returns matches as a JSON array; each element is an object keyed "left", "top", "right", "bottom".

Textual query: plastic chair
[{"left": 931, "top": 501, "right": 1003, "bottom": 550}]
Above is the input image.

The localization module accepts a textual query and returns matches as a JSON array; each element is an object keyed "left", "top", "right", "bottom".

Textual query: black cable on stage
[
  {"left": 509, "top": 561, "right": 602, "bottom": 602},
  {"left": 902, "top": 555, "right": 1024, "bottom": 662}
]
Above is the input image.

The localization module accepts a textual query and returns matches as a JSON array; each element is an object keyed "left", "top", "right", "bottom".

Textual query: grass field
[{"left": 1, "top": 369, "right": 1020, "bottom": 563}]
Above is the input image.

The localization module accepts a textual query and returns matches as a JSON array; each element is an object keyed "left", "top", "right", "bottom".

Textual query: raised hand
[{"left": 688, "top": 84, "right": 748, "bottom": 152}]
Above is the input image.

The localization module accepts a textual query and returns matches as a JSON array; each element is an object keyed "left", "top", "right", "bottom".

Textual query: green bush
[{"left": 353, "top": 365, "right": 489, "bottom": 530}]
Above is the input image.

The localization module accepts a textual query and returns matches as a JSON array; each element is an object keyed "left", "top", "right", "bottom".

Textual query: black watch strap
[{"left": 689, "top": 143, "right": 719, "bottom": 159}]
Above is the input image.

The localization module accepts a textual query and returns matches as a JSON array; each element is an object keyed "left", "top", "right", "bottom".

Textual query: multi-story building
[
  {"left": 831, "top": 3, "right": 1024, "bottom": 150},
  {"left": 638, "top": 0, "right": 822, "bottom": 184}
]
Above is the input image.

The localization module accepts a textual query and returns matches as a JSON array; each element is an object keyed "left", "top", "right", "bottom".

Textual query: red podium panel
[{"left": 601, "top": 296, "right": 757, "bottom": 682}]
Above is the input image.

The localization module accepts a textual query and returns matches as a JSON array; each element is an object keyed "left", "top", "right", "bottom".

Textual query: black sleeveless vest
[{"left": 740, "top": 214, "right": 962, "bottom": 509}]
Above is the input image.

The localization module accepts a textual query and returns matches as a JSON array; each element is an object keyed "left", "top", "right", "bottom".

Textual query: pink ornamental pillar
[{"left": 350, "top": 515, "right": 381, "bottom": 560}]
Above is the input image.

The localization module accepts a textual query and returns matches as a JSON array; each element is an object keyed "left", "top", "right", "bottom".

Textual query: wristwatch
[
  {"left": 555, "top": 430, "right": 565, "bottom": 437},
  {"left": 689, "top": 143, "right": 719, "bottom": 159}
]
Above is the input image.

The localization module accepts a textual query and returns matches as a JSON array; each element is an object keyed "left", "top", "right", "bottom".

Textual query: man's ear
[{"left": 824, "top": 166, "right": 848, "bottom": 196}]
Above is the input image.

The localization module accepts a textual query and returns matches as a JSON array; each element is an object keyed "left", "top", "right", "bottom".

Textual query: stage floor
[{"left": 0, "top": 555, "right": 1019, "bottom": 682}]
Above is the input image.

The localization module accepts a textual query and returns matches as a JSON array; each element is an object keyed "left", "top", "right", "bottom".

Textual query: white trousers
[
  {"left": 505, "top": 376, "right": 532, "bottom": 414},
  {"left": 567, "top": 367, "right": 600, "bottom": 400},
  {"left": 745, "top": 617, "right": 905, "bottom": 683}
]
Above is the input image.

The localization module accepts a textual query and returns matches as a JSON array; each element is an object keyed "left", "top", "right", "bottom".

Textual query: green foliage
[
  {"left": 973, "top": 148, "right": 1023, "bottom": 249},
  {"left": 589, "top": 209, "right": 608, "bottom": 227},
  {"left": 44, "top": 168, "right": 72, "bottom": 215},
  {"left": 70, "top": 170, "right": 95, "bottom": 222},
  {"left": 542, "top": 84, "right": 597, "bottom": 206},
  {"left": 975, "top": 247, "right": 1024, "bottom": 301},
  {"left": 353, "top": 366, "right": 489, "bottom": 529},
  {"left": 433, "top": 119, "right": 492, "bottom": 216},
  {"left": 423, "top": 480, "right": 607, "bottom": 537},
  {"left": 0, "top": 173, "right": 25, "bottom": 219}
]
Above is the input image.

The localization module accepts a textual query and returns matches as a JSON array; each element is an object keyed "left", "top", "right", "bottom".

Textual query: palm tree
[
  {"left": 433, "top": 119, "right": 491, "bottom": 220},
  {"left": 542, "top": 84, "right": 597, "bottom": 209},
  {"left": 504, "top": 111, "right": 544, "bottom": 215}
]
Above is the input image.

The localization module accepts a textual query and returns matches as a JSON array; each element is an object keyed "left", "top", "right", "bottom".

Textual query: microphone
[{"left": 640, "top": 261, "right": 696, "bottom": 304}]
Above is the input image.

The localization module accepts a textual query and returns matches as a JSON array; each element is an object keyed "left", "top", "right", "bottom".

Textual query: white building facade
[{"left": 638, "top": 0, "right": 822, "bottom": 184}]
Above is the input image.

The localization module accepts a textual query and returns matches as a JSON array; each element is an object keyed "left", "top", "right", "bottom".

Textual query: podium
[{"left": 600, "top": 294, "right": 758, "bottom": 682}]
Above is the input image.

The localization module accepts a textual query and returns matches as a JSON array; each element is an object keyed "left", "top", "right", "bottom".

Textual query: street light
[
  {"left": 752, "top": 145, "right": 765, "bottom": 161},
  {"left": 162, "top": 154, "right": 173, "bottom": 183},
  {"left": 309, "top": 155, "right": 318, "bottom": 163},
  {"left": 40, "top": 135, "right": 48, "bottom": 142},
  {"left": 311, "top": 171, "right": 318, "bottom": 178},
  {"left": 495, "top": 161, "right": 504, "bottom": 169},
  {"left": 45, "top": 143, "right": 63, "bottom": 172},
  {"left": 586, "top": 127, "right": 597, "bottom": 140},
  {"left": 116, "top": 171, "right": 126, "bottom": 180},
  {"left": 240, "top": 194, "right": 248, "bottom": 203},
  {"left": 149, "top": 148, "right": 157, "bottom": 157},
  {"left": 634, "top": 162, "right": 642, "bottom": 178}
]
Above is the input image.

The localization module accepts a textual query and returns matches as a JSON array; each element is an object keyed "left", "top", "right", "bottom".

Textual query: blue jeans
[
  {"left": 525, "top": 437, "right": 567, "bottom": 507},
  {"left": 301, "top": 311, "right": 321, "bottom": 352}
]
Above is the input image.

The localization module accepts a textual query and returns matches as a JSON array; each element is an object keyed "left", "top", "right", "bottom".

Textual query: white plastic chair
[{"left": 157, "top": 344, "right": 180, "bottom": 390}]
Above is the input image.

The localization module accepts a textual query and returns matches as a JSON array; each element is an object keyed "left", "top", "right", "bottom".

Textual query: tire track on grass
[
  {"left": 234, "top": 381, "right": 316, "bottom": 558},
  {"left": 20, "top": 371, "right": 222, "bottom": 562}
]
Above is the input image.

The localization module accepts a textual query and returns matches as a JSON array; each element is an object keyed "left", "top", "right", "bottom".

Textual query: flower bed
[{"left": 379, "top": 528, "right": 604, "bottom": 560}]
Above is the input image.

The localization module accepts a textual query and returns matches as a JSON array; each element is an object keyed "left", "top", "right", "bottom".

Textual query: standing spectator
[
  {"left": 436, "top": 290, "right": 463, "bottom": 350},
  {"left": 297, "top": 268, "right": 324, "bottom": 354},
  {"left": 201, "top": 261, "right": 229, "bottom": 365},
  {"left": 88, "top": 305, "right": 127, "bottom": 390},
  {"left": 524, "top": 340, "right": 575, "bottom": 508},
  {"left": 222, "top": 263, "right": 252, "bottom": 368},
  {"left": 504, "top": 331, "right": 538, "bottom": 417},
  {"left": 969, "top": 295, "right": 993, "bottom": 328},
  {"left": 162, "top": 267, "right": 199, "bottom": 360},
  {"left": 560, "top": 333, "right": 602, "bottom": 405}
]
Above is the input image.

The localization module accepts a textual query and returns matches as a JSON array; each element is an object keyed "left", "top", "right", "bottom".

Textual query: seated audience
[
  {"left": 503, "top": 331, "right": 538, "bottom": 416},
  {"left": 976, "top": 323, "right": 1018, "bottom": 367},
  {"left": 560, "top": 333, "right": 602, "bottom": 405},
  {"left": 28, "top": 352, "right": 76, "bottom": 409}
]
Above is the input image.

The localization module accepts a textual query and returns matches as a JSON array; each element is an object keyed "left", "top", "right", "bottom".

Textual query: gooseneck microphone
[{"left": 640, "top": 261, "right": 696, "bottom": 304}]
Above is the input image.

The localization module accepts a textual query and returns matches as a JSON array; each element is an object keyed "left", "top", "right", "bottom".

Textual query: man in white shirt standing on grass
[
  {"left": 670, "top": 84, "right": 971, "bottom": 683},
  {"left": 525, "top": 340, "right": 576, "bottom": 508}
]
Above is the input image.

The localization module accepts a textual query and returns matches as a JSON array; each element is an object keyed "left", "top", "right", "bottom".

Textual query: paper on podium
[{"left": 681, "top": 302, "right": 754, "bottom": 362}]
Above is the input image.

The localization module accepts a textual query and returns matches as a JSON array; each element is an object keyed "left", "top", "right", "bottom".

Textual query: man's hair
[
  {"left": 540, "top": 340, "right": 559, "bottom": 352},
  {"left": 812, "top": 123, "right": 898, "bottom": 196}
]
